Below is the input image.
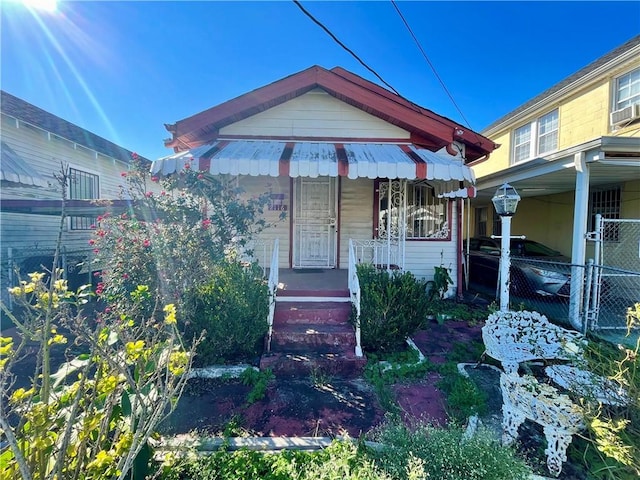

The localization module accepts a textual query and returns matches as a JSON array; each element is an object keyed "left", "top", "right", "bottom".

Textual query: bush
[
  {"left": 369, "top": 419, "right": 532, "bottom": 480},
  {"left": 355, "top": 264, "right": 430, "bottom": 353},
  {"left": 161, "top": 440, "right": 390, "bottom": 480},
  {"left": 181, "top": 260, "right": 269, "bottom": 366}
]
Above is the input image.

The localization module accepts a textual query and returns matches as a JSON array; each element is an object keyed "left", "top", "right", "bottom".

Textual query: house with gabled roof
[
  {"left": 0, "top": 91, "right": 151, "bottom": 307},
  {"left": 152, "top": 65, "right": 498, "bottom": 298}
]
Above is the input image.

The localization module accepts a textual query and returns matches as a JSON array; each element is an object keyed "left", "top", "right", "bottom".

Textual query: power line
[
  {"left": 292, "top": 0, "right": 402, "bottom": 97},
  {"left": 391, "top": 0, "right": 472, "bottom": 129}
]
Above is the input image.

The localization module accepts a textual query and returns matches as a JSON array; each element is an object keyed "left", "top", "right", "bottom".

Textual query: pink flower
[
  {"left": 122, "top": 273, "right": 129, "bottom": 279},
  {"left": 93, "top": 248, "right": 99, "bottom": 254},
  {"left": 104, "top": 307, "right": 111, "bottom": 314},
  {"left": 88, "top": 239, "right": 96, "bottom": 245},
  {"left": 202, "top": 218, "right": 212, "bottom": 229},
  {"left": 121, "top": 213, "right": 128, "bottom": 219},
  {"left": 197, "top": 174, "right": 204, "bottom": 180},
  {"left": 97, "top": 215, "right": 103, "bottom": 222},
  {"left": 121, "top": 172, "right": 127, "bottom": 177},
  {"left": 145, "top": 191, "right": 153, "bottom": 198},
  {"left": 143, "top": 239, "right": 151, "bottom": 248},
  {"left": 90, "top": 224, "right": 96, "bottom": 229},
  {"left": 184, "top": 163, "right": 191, "bottom": 170},
  {"left": 131, "top": 152, "right": 139, "bottom": 160},
  {"left": 151, "top": 176, "right": 159, "bottom": 182}
]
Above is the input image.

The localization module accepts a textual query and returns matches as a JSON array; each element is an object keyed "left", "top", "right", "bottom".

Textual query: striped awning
[{"left": 151, "top": 140, "right": 476, "bottom": 196}]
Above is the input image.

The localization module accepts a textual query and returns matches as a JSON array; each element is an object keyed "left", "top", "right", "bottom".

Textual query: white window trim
[
  {"left": 612, "top": 67, "right": 640, "bottom": 112},
  {"left": 511, "top": 109, "right": 559, "bottom": 165}
]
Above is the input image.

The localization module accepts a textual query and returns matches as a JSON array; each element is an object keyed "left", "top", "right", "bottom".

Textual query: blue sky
[{"left": 2, "top": 1, "right": 639, "bottom": 160}]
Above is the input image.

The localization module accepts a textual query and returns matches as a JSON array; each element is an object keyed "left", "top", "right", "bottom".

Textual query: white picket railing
[
  {"left": 350, "top": 238, "right": 401, "bottom": 272},
  {"left": 266, "top": 238, "right": 279, "bottom": 352},
  {"left": 348, "top": 239, "right": 363, "bottom": 357}
]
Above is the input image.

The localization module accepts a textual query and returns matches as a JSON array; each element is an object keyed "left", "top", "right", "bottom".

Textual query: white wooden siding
[
  {"left": 338, "top": 178, "right": 374, "bottom": 267},
  {"left": 220, "top": 89, "right": 410, "bottom": 139},
  {"left": 238, "top": 175, "right": 291, "bottom": 269}
]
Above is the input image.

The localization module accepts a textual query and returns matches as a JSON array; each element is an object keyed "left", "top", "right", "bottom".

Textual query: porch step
[
  {"left": 263, "top": 296, "right": 363, "bottom": 378},
  {"left": 271, "top": 323, "right": 356, "bottom": 353},
  {"left": 277, "top": 289, "right": 350, "bottom": 301},
  {"left": 274, "top": 302, "right": 352, "bottom": 326},
  {"left": 260, "top": 352, "right": 366, "bottom": 378}
]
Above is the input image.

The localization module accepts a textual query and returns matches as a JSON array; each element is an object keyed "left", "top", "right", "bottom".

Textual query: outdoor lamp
[
  {"left": 491, "top": 183, "right": 520, "bottom": 311},
  {"left": 492, "top": 183, "right": 521, "bottom": 216}
]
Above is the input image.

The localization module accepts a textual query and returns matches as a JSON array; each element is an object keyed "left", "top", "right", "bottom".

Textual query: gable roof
[
  {"left": 0, "top": 90, "right": 150, "bottom": 164},
  {"left": 164, "top": 65, "right": 498, "bottom": 162},
  {"left": 483, "top": 34, "right": 640, "bottom": 134}
]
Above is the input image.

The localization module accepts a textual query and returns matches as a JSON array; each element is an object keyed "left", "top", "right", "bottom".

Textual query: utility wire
[
  {"left": 391, "top": 0, "right": 472, "bottom": 129},
  {"left": 292, "top": 0, "right": 402, "bottom": 97}
]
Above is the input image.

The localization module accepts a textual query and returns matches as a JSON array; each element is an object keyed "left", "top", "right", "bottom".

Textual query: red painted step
[
  {"left": 273, "top": 302, "right": 352, "bottom": 326},
  {"left": 271, "top": 323, "right": 356, "bottom": 353},
  {"left": 277, "top": 289, "right": 350, "bottom": 298},
  {"left": 260, "top": 352, "right": 366, "bottom": 378}
]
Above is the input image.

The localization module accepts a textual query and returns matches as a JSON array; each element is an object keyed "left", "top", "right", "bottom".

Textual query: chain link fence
[{"left": 467, "top": 255, "right": 639, "bottom": 333}]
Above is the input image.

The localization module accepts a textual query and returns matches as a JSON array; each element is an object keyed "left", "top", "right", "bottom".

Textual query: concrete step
[
  {"left": 274, "top": 302, "right": 352, "bottom": 326},
  {"left": 260, "top": 352, "right": 366, "bottom": 378},
  {"left": 271, "top": 323, "right": 356, "bottom": 353}
]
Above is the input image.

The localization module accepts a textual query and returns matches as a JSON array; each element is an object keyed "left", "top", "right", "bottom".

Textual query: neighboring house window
[
  {"left": 69, "top": 168, "right": 99, "bottom": 230},
  {"left": 512, "top": 109, "right": 559, "bottom": 164},
  {"left": 492, "top": 209, "right": 502, "bottom": 237},
  {"left": 614, "top": 67, "right": 640, "bottom": 111},
  {"left": 475, "top": 207, "right": 487, "bottom": 237},
  {"left": 376, "top": 180, "right": 449, "bottom": 240},
  {"left": 590, "top": 186, "right": 621, "bottom": 242}
]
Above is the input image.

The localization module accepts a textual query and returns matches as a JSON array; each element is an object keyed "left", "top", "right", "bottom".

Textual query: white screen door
[{"left": 293, "top": 177, "right": 337, "bottom": 268}]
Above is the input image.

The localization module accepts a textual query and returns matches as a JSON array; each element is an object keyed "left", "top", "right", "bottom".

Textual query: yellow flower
[
  {"left": 168, "top": 350, "right": 189, "bottom": 376},
  {"left": 53, "top": 279, "right": 68, "bottom": 291},
  {"left": 0, "top": 337, "right": 13, "bottom": 355},
  {"left": 125, "top": 340, "right": 145, "bottom": 362},
  {"left": 47, "top": 334, "right": 67, "bottom": 346},
  {"left": 10, "top": 387, "right": 35, "bottom": 404},
  {"left": 163, "top": 303, "right": 177, "bottom": 325},
  {"left": 28, "top": 272, "right": 45, "bottom": 282}
]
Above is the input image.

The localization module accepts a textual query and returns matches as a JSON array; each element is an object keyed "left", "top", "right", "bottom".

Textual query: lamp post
[{"left": 491, "top": 183, "right": 521, "bottom": 311}]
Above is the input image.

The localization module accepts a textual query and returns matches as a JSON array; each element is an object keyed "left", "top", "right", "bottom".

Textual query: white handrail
[
  {"left": 348, "top": 239, "right": 363, "bottom": 357},
  {"left": 266, "top": 238, "right": 279, "bottom": 352}
]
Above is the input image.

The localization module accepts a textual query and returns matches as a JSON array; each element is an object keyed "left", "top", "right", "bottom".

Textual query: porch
[{"left": 275, "top": 268, "right": 348, "bottom": 293}]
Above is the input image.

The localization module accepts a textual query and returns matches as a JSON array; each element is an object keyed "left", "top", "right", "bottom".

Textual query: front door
[{"left": 293, "top": 177, "right": 337, "bottom": 268}]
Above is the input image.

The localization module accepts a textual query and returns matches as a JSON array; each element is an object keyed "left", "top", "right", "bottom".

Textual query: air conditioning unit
[{"left": 610, "top": 103, "right": 640, "bottom": 126}]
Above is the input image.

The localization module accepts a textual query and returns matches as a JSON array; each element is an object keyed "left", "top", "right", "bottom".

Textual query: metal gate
[{"left": 587, "top": 215, "right": 640, "bottom": 330}]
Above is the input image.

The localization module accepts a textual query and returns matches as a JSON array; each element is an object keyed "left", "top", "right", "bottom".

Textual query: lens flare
[{"left": 23, "top": 0, "right": 58, "bottom": 13}]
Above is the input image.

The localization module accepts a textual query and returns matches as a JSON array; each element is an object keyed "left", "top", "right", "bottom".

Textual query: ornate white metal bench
[
  {"left": 500, "top": 373, "right": 584, "bottom": 477},
  {"left": 482, "top": 310, "right": 586, "bottom": 375},
  {"left": 482, "top": 310, "right": 587, "bottom": 477}
]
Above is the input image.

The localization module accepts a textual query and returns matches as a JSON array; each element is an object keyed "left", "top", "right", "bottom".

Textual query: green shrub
[
  {"left": 355, "top": 264, "right": 430, "bottom": 353},
  {"left": 369, "top": 419, "right": 532, "bottom": 480},
  {"left": 161, "top": 440, "right": 390, "bottom": 480},
  {"left": 436, "top": 364, "right": 488, "bottom": 423},
  {"left": 240, "top": 367, "right": 274, "bottom": 404},
  {"left": 181, "top": 260, "right": 269, "bottom": 366}
]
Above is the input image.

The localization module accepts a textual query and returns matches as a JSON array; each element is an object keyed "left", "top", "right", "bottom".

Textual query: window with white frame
[
  {"left": 376, "top": 180, "right": 449, "bottom": 240},
  {"left": 512, "top": 109, "right": 559, "bottom": 164},
  {"left": 69, "top": 168, "right": 99, "bottom": 230},
  {"left": 614, "top": 67, "right": 640, "bottom": 111}
]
